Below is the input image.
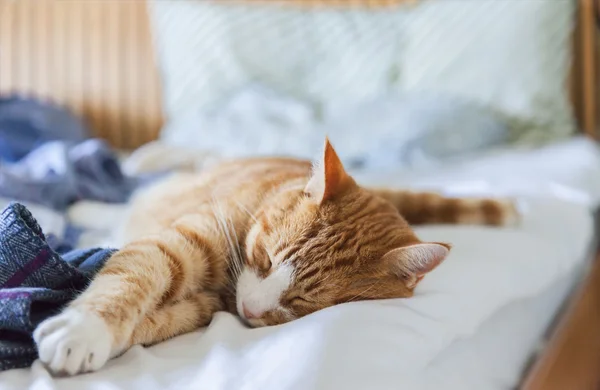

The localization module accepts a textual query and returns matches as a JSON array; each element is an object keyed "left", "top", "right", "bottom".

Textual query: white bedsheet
[
  {"left": 416, "top": 264, "right": 583, "bottom": 389},
  {"left": 2, "top": 138, "right": 599, "bottom": 390}
]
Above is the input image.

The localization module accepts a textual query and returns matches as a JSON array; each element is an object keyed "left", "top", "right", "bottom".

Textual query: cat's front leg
[
  {"left": 33, "top": 241, "right": 176, "bottom": 376},
  {"left": 33, "top": 291, "right": 224, "bottom": 376},
  {"left": 129, "top": 290, "right": 223, "bottom": 347},
  {"left": 34, "top": 218, "right": 228, "bottom": 376}
]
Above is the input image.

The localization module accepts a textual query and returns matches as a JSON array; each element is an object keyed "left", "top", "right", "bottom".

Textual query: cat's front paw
[{"left": 33, "top": 308, "right": 113, "bottom": 375}]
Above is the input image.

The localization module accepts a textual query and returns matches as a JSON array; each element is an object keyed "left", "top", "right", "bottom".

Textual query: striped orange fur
[{"left": 33, "top": 139, "right": 519, "bottom": 375}]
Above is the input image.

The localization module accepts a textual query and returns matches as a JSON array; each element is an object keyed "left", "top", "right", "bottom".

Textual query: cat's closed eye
[
  {"left": 250, "top": 242, "right": 272, "bottom": 273},
  {"left": 257, "top": 258, "right": 272, "bottom": 275},
  {"left": 290, "top": 296, "right": 311, "bottom": 304}
]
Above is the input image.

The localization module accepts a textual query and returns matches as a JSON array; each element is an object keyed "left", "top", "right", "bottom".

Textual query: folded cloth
[
  {"left": 0, "top": 197, "right": 67, "bottom": 241},
  {"left": 0, "top": 203, "right": 115, "bottom": 372},
  {"left": 0, "top": 139, "right": 139, "bottom": 210},
  {"left": 0, "top": 96, "right": 88, "bottom": 163}
]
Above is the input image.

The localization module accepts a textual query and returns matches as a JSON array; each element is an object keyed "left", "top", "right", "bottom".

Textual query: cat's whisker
[
  {"left": 227, "top": 217, "right": 245, "bottom": 278},
  {"left": 346, "top": 282, "right": 380, "bottom": 303},
  {"left": 211, "top": 197, "right": 243, "bottom": 279},
  {"left": 223, "top": 281, "right": 237, "bottom": 295},
  {"left": 234, "top": 199, "right": 259, "bottom": 224}
]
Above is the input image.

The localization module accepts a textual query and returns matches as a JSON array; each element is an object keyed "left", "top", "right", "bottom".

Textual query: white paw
[{"left": 33, "top": 308, "right": 114, "bottom": 376}]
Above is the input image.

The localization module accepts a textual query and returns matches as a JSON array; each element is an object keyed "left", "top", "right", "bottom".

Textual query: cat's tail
[{"left": 369, "top": 188, "right": 520, "bottom": 227}]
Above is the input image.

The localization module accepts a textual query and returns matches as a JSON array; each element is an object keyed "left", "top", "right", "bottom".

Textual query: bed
[{"left": 1, "top": 1, "right": 600, "bottom": 389}]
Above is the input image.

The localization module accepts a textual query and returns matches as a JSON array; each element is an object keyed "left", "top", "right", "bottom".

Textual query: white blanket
[{"left": 2, "top": 138, "right": 599, "bottom": 390}]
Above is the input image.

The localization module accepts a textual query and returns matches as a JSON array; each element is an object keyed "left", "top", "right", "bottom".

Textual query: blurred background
[{"left": 1, "top": 1, "right": 600, "bottom": 389}]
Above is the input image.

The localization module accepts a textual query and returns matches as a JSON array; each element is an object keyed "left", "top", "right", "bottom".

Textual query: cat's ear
[
  {"left": 383, "top": 242, "right": 451, "bottom": 288},
  {"left": 304, "top": 137, "right": 354, "bottom": 204}
]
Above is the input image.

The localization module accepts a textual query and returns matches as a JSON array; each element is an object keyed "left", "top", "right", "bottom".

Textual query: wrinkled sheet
[
  {"left": 2, "top": 137, "right": 599, "bottom": 390},
  {"left": 408, "top": 265, "right": 581, "bottom": 389}
]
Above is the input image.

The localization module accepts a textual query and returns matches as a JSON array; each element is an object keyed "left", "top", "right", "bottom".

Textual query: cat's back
[
  {"left": 201, "top": 156, "right": 312, "bottom": 183},
  {"left": 120, "top": 157, "right": 312, "bottom": 242}
]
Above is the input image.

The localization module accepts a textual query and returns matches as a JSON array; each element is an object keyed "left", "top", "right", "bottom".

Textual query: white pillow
[
  {"left": 150, "top": 0, "right": 576, "bottom": 149},
  {"left": 159, "top": 84, "right": 326, "bottom": 160},
  {"left": 399, "top": 0, "right": 576, "bottom": 144},
  {"left": 149, "top": 1, "right": 407, "bottom": 120},
  {"left": 159, "top": 85, "right": 509, "bottom": 168},
  {"left": 323, "top": 92, "right": 509, "bottom": 168}
]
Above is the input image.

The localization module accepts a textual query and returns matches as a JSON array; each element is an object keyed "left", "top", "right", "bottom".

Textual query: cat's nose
[{"left": 242, "top": 303, "right": 258, "bottom": 319}]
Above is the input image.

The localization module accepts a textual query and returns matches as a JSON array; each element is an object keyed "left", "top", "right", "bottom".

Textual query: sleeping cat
[{"left": 33, "top": 139, "right": 518, "bottom": 376}]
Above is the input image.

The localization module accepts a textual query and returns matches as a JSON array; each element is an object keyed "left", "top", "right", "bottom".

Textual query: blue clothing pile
[
  {"left": 0, "top": 95, "right": 138, "bottom": 210},
  {"left": 0, "top": 96, "right": 137, "bottom": 371},
  {"left": 0, "top": 203, "right": 115, "bottom": 372}
]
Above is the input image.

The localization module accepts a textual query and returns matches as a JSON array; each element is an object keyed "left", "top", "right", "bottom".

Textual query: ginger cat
[{"left": 33, "top": 139, "right": 518, "bottom": 376}]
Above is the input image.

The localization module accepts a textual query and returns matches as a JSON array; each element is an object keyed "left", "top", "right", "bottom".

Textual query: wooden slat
[
  {"left": 0, "top": 1, "right": 12, "bottom": 93},
  {"left": 576, "top": 0, "right": 598, "bottom": 138},
  {"left": 0, "top": 0, "right": 164, "bottom": 149},
  {"left": 50, "top": 1, "right": 66, "bottom": 105},
  {"left": 85, "top": 0, "right": 105, "bottom": 141}
]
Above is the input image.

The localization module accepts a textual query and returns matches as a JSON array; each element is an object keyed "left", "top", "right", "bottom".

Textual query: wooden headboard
[
  {"left": 0, "top": 0, "right": 163, "bottom": 148},
  {"left": 0, "top": 0, "right": 598, "bottom": 148}
]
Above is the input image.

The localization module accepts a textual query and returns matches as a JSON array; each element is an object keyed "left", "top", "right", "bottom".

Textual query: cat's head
[{"left": 236, "top": 139, "right": 450, "bottom": 327}]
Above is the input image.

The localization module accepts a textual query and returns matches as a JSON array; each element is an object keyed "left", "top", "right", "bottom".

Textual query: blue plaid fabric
[{"left": 0, "top": 203, "right": 116, "bottom": 372}]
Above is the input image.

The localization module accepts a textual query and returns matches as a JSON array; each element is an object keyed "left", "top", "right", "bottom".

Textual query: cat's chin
[
  {"left": 240, "top": 310, "right": 296, "bottom": 328},
  {"left": 243, "top": 317, "right": 267, "bottom": 328}
]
